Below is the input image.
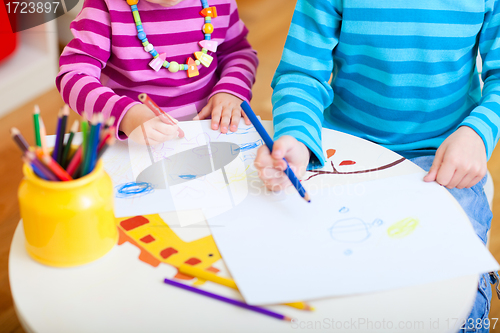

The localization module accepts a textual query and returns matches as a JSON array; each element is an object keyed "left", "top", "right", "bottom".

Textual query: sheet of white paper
[
  {"left": 205, "top": 172, "right": 499, "bottom": 305},
  {"left": 102, "top": 119, "right": 262, "bottom": 220}
]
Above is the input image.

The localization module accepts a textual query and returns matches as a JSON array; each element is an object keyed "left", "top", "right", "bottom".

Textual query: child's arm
[
  {"left": 425, "top": 0, "right": 500, "bottom": 189},
  {"left": 194, "top": 0, "right": 258, "bottom": 134},
  {"left": 270, "top": 0, "right": 343, "bottom": 169},
  {"left": 56, "top": 0, "right": 141, "bottom": 140}
]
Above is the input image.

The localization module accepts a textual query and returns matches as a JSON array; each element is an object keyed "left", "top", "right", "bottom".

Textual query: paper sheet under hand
[
  {"left": 102, "top": 119, "right": 262, "bottom": 221},
  {"left": 205, "top": 172, "right": 499, "bottom": 305}
]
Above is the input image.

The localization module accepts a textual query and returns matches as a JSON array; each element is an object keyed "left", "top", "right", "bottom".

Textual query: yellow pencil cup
[{"left": 18, "top": 160, "right": 117, "bottom": 267}]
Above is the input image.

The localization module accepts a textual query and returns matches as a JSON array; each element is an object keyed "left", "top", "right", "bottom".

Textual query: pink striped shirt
[{"left": 56, "top": 0, "right": 258, "bottom": 139}]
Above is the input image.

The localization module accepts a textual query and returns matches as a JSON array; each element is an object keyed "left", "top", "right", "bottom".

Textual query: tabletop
[{"left": 9, "top": 121, "right": 478, "bottom": 333}]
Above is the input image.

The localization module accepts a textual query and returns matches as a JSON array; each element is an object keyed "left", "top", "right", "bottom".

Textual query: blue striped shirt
[{"left": 272, "top": 0, "right": 500, "bottom": 167}]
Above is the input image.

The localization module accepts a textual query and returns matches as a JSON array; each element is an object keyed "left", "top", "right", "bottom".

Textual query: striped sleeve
[
  {"left": 461, "top": 0, "right": 500, "bottom": 160},
  {"left": 55, "top": 0, "right": 139, "bottom": 139},
  {"left": 271, "top": 0, "right": 342, "bottom": 168},
  {"left": 209, "top": 0, "right": 258, "bottom": 103}
]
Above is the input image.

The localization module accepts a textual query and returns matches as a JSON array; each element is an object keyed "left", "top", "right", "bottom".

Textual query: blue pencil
[{"left": 240, "top": 101, "right": 311, "bottom": 202}]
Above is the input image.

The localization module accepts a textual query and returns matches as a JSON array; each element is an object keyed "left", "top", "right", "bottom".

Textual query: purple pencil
[
  {"left": 163, "top": 278, "right": 292, "bottom": 322},
  {"left": 52, "top": 106, "right": 69, "bottom": 164},
  {"left": 24, "top": 152, "right": 59, "bottom": 181}
]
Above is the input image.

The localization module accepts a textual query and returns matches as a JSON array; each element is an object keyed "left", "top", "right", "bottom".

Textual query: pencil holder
[{"left": 18, "top": 160, "right": 117, "bottom": 267}]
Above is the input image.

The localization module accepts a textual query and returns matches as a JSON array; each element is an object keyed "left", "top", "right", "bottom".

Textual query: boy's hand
[
  {"left": 120, "top": 104, "right": 180, "bottom": 145},
  {"left": 254, "top": 136, "right": 310, "bottom": 191},
  {"left": 424, "top": 126, "right": 487, "bottom": 189},
  {"left": 194, "top": 92, "right": 251, "bottom": 133}
]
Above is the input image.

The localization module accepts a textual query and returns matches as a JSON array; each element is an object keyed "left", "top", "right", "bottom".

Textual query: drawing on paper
[
  {"left": 329, "top": 218, "right": 383, "bottom": 243},
  {"left": 115, "top": 182, "right": 155, "bottom": 198},
  {"left": 339, "top": 207, "right": 349, "bottom": 213},
  {"left": 304, "top": 148, "right": 406, "bottom": 181},
  {"left": 116, "top": 214, "right": 222, "bottom": 285},
  {"left": 387, "top": 217, "right": 419, "bottom": 239}
]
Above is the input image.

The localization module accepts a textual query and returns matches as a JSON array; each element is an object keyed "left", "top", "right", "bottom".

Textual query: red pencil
[
  {"left": 138, "top": 93, "right": 185, "bottom": 138},
  {"left": 40, "top": 154, "right": 73, "bottom": 181},
  {"left": 66, "top": 146, "right": 83, "bottom": 177}
]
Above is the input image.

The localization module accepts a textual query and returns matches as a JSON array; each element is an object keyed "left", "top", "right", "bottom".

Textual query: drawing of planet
[
  {"left": 136, "top": 142, "right": 240, "bottom": 188},
  {"left": 329, "top": 218, "right": 383, "bottom": 243}
]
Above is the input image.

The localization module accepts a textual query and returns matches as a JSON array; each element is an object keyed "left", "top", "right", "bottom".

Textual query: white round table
[{"left": 9, "top": 123, "right": 478, "bottom": 333}]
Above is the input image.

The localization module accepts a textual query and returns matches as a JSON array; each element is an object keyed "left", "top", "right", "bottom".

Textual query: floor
[{"left": 2, "top": 0, "right": 500, "bottom": 331}]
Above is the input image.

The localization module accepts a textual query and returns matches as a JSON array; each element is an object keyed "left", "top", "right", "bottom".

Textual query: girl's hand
[
  {"left": 194, "top": 93, "right": 251, "bottom": 133},
  {"left": 254, "top": 135, "right": 310, "bottom": 191},
  {"left": 423, "top": 126, "right": 487, "bottom": 189},
  {"left": 120, "top": 104, "right": 180, "bottom": 145}
]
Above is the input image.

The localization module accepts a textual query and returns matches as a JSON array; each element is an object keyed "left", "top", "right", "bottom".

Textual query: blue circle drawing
[{"left": 115, "top": 182, "right": 154, "bottom": 199}]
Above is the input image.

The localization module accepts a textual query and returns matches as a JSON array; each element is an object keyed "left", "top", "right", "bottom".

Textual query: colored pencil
[
  {"left": 33, "top": 105, "right": 41, "bottom": 147},
  {"left": 66, "top": 147, "right": 82, "bottom": 178},
  {"left": 23, "top": 152, "right": 58, "bottom": 181},
  {"left": 88, "top": 114, "right": 104, "bottom": 172},
  {"left": 40, "top": 153, "right": 73, "bottom": 181},
  {"left": 178, "top": 264, "right": 314, "bottom": 311},
  {"left": 23, "top": 155, "right": 49, "bottom": 180},
  {"left": 82, "top": 114, "right": 102, "bottom": 176},
  {"left": 80, "top": 120, "right": 90, "bottom": 177},
  {"left": 163, "top": 278, "right": 292, "bottom": 322},
  {"left": 39, "top": 118, "right": 49, "bottom": 155},
  {"left": 104, "top": 116, "right": 115, "bottom": 131},
  {"left": 52, "top": 108, "right": 63, "bottom": 161},
  {"left": 52, "top": 106, "right": 69, "bottom": 164},
  {"left": 10, "top": 127, "right": 30, "bottom": 152},
  {"left": 240, "top": 101, "right": 311, "bottom": 203},
  {"left": 61, "top": 120, "right": 79, "bottom": 168},
  {"left": 138, "top": 93, "right": 185, "bottom": 138},
  {"left": 96, "top": 135, "right": 115, "bottom": 161}
]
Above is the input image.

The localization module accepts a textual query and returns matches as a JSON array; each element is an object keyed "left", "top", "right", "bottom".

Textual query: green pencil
[
  {"left": 80, "top": 120, "right": 89, "bottom": 178},
  {"left": 82, "top": 115, "right": 98, "bottom": 176},
  {"left": 33, "top": 105, "right": 41, "bottom": 147},
  {"left": 61, "top": 120, "right": 79, "bottom": 168}
]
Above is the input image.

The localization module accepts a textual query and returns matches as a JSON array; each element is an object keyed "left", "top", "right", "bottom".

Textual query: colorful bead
[
  {"left": 132, "top": 11, "right": 141, "bottom": 24},
  {"left": 200, "top": 6, "right": 217, "bottom": 18},
  {"left": 129, "top": 0, "right": 216, "bottom": 78},
  {"left": 168, "top": 61, "right": 180, "bottom": 73},
  {"left": 199, "top": 40, "right": 218, "bottom": 52},
  {"left": 194, "top": 51, "right": 213, "bottom": 67},
  {"left": 202, "top": 23, "right": 214, "bottom": 34},
  {"left": 187, "top": 58, "right": 199, "bottom": 77},
  {"left": 149, "top": 53, "right": 167, "bottom": 72}
]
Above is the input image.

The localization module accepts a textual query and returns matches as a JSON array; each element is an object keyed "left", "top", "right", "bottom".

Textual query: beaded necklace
[{"left": 127, "top": 0, "right": 218, "bottom": 78}]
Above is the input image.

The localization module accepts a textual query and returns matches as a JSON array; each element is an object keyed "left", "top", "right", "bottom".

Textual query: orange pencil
[
  {"left": 39, "top": 118, "right": 49, "bottom": 155},
  {"left": 138, "top": 93, "right": 185, "bottom": 138}
]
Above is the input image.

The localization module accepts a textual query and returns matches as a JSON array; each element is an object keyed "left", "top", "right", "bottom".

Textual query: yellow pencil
[{"left": 178, "top": 264, "right": 314, "bottom": 311}]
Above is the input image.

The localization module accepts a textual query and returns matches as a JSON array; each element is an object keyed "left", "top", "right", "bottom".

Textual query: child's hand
[
  {"left": 423, "top": 126, "right": 487, "bottom": 189},
  {"left": 254, "top": 136, "right": 310, "bottom": 191},
  {"left": 120, "top": 104, "right": 180, "bottom": 145},
  {"left": 194, "top": 92, "right": 251, "bottom": 133}
]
